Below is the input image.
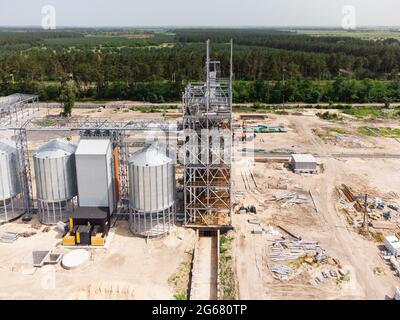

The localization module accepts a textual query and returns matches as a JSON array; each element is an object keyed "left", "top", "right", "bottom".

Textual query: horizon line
[{"left": 0, "top": 25, "right": 399, "bottom": 30}]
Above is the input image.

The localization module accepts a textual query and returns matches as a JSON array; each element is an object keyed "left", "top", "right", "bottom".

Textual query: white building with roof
[
  {"left": 290, "top": 154, "right": 317, "bottom": 174},
  {"left": 385, "top": 235, "right": 400, "bottom": 257}
]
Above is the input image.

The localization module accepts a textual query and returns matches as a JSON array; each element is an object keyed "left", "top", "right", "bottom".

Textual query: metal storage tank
[
  {"left": 33, "top": 139, "right": 78, "bottom": 224},
  {"left": 34, "top": 139, "right": 78, "bottom": 202},
  {"left": 0, "top": 139, "right": 22, "bottom": 222},
  {"left": 128, "top": 144, "right": 175, "bottom": 237},
  {"left": 0, "top": 140, "right": 20, "bottom": 201}
]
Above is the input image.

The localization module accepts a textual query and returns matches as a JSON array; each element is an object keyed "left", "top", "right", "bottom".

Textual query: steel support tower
[{"left": 183, "top": 40, "right": 233, "bottom": 227}]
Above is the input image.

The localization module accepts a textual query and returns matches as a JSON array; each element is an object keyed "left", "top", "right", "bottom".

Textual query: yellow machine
[
  {"left": 69, "top": 216, "right": 74, "bottom": 231},
  {"left": 62, "top": 217, "right": 76, "bottom": 246},
  {"left": 75, "top": 231, "right": 81, "bottom": 244},
  {"left": 62, "top": 215, "right": 107, "bottom": 247},
  {"left": 91, "top": 233, "right": 106, "bottom": 246},
  {"left": 62, "top": 234, "right": 76, "bottom": 246}
]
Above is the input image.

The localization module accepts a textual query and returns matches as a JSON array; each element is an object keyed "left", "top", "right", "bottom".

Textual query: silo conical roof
[
  {"left": 34, "top": 139, "right": 77, "bottom": 159},
  {"left": 128, "top": 144, "right": 172, "bottom": 167},
  {"left": 0, "top": 139, "right": 17, "bottom": 155}
]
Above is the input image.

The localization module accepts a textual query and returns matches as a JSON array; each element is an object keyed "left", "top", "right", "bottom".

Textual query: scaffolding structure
[
  {"left": 0, "top": 195, "right": 24, "bottom": 223},
  {"left": 0, "top": 94, "right": 38, "bottom": 222},
  {"left": 37, "top": 198, "right": 77, "bottom": 225},
  {"left": 183, "top": 40, "right": 233, "bottom": 227},
  {"left": 130, "top": 205, "right": 174, "bottom": 237},
  {"left": 0, "top": 94, "right": 39, "bottom": 126},
  {"left": 15, "top": 127, "right": 34, "bottom": 218}
]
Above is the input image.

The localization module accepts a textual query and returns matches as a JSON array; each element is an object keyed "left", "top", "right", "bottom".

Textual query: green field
[
  {"left": 357, "top": 127, "right": 400, "bottom": 138},
  {"left": 341, "top": 107, "right": 384, "bottom": 119},
  {"left": 44, "top": 32, "right": 175, "bottom": 48},
  {"left": 341, "top": 107, "right": 400, "bottom": 120},
  {"left": 294, "top": 29, "right": 400, "bottom": 41}
]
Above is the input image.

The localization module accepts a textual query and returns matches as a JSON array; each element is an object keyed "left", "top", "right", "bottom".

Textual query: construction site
[{"left": 0, "top": 42, "right": 399, "bottom": 300}]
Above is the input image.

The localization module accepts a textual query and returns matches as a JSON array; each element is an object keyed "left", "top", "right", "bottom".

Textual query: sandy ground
[
  {"left": 0, "top": 216, "right": 195, "bottom": 300},
  {"left": 1, "top": 106, "right": 399, "bottom": 300},
  {"left": 232, "top": 110, "right": 400, "bottom": 300}
]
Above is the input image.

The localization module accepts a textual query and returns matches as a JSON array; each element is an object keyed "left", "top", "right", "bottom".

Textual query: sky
[{"left": 0, "top": 0, "right": 399, "bottom": 28}]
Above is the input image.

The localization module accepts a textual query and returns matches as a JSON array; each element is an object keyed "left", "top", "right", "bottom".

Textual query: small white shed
[
  {"left": 384, "top": 235, "right": 400, "bottom": 257},
  {"left": 290, "top": 154, "right": 317, "bottom": 174}
]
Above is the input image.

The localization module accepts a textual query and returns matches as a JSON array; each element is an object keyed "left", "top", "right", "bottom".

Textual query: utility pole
[
  {"left": 230, "top": 38, "right": 233, "bottom": 110},
  {"left": 282, "top": 66, "right": 287, "bottom": 109},
  {"left": 363, "top": 193, "right": 368, "bottom": 230}
]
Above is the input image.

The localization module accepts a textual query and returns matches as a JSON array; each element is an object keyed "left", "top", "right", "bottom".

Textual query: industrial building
[
  {"left": 385, "top": 235, "right": 400, "bottom": 257},
  {"left": 75, "top": 139, "right": 115, "bottom": 212},
  {"left": 0, "top": 94, "right": 38, "bottom": 126},
  {"left": 290, "top": 154, "right": 318, "bottom": 174}
]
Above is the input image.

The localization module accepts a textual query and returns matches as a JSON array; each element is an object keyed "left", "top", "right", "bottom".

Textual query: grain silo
[
  {"left": 33, "top": 139, "right": 78, "bottom": 224},
  {"left": 128, "top": 144, "right": 175, "bottom": 237},
  {"left": 0, "top": 139, "right": 22, "bottom": 222}
]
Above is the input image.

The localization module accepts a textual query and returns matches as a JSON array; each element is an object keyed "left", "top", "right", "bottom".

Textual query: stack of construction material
[
  {"left": 1, "top": 231, "right": 18, "bottom": 243},
  {"left": 340, "top": 184, "right": 363, "bottom": 211},
  {"left": 272, "top": 192, "right": 308, "bottom": 208},
  {"left": 263, "top": 226, "right": 281, "bottom": 236},
  {"left": 267, "top": 239, "right": 320, "bottom": 262},
  {"left": 271, "top": 264, "right": 293, "bottom": 276}
]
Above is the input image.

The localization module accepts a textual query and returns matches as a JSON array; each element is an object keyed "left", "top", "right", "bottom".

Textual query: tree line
[
  {"left": 1, "top": 78, "right": 399, "bottom": 104},
  {"left": 0, "top": 29, "right": 399, "bottom": 103},
  {"left": 175, "top": 29, "right": 400, "bottom": 79},
  {"left": 1, "top": 44, "right": 398, "bottom": 84}
]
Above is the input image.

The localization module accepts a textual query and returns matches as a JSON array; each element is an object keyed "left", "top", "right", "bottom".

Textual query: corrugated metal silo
[
  {"left": 34, "top": 139, "right": 78, "bottom": 202},
  {"left": 0, "top": 140, "right": 20, "bottom": 201},
  {"left": 128, "top": 144, "right": 175, "bottom": 237},
  {"left": 33, "top": 139, "right": 78, "bottom": 224},
  {"left": 0, "top": 139, "right": 22, "bottom": 222}
]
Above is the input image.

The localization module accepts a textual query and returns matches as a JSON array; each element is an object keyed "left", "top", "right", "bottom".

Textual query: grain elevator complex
[
  {"left": 1, "top": 33, "right": 399, "bottom": 301},
  {"left": 0, "top": 41, "right": 233, "bottom": 246}
]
